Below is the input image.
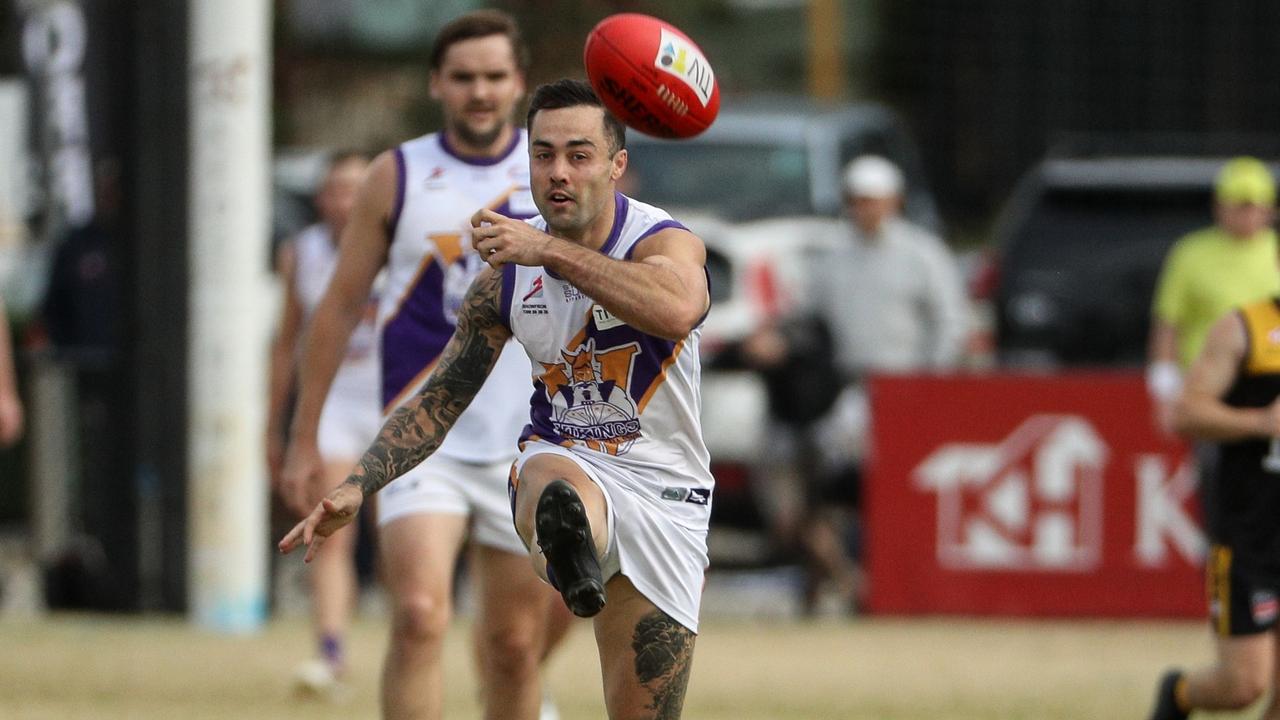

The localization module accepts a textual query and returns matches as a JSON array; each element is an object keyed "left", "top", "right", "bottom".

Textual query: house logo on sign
[{"left": 913, "top": 415, "right": 1108, "bottom": 571}]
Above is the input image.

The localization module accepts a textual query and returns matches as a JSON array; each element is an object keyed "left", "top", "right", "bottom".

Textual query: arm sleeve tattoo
[{"left": 343, "top": 269, "right": 512, "bottom": 497}]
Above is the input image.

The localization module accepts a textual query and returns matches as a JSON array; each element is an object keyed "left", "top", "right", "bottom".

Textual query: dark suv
[{"left": 992, "top": 157, "right": 1276, "bottom": 367}]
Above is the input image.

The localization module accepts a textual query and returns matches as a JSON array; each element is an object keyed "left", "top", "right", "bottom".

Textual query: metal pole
[
  {"left": 187, "top": 0, "right": 272, "bottom": 633},
  {"left": 807, "top": 0, "right": 845, "bottom": 101}
]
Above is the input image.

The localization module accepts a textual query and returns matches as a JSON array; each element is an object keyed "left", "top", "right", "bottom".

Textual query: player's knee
[
  {"left": 479, "top": 623, "right": 540, "bottom": 678},
  {"left": 390, "top": 591, "right": 450, "bottom": 646}
]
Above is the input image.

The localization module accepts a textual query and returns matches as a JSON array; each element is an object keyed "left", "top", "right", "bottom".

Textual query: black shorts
[{"left": 1206, "top": 543, "right": 1280, "bottom": 637}]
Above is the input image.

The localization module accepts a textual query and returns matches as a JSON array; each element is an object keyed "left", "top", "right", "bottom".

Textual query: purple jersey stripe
[
  {"left": 387, "top": 148, "right": 406, "bottom": 239},
  {"left": 380, "top": 264, "right": 453, "bottom": 407},
  {"left": 696, "top": 266, "right": 711, "bottom": 327},
  {"left": 522, "top": 381, "right": 565, "bottom": 444},
  {"left": 587, "top": 323, "right": 678, "bottom": 405},
  {"left": 624, "top": 219, "right": 689, "bottom": 260},
  {"left": 438, "top": 129, "right": 523, "bottom": 167},
  {"left": 500, "top": 262, "right": 517, "bottom": 332},
  {"left": 599, "top": 192, "right": 629, "bottom": 256}
]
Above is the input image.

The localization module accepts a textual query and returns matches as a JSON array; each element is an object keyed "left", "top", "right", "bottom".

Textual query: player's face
[
  {"left": 430, "top": 35, "right": 525, "bottom": 153},
  {"left": 315, "top": 157, "right": 367, "bottom": 233},
  {"left": 528, "top": 105, "right": 627, "bottom": 240}
]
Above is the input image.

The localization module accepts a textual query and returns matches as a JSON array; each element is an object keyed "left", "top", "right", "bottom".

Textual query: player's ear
[
  {"left": 514, "top": 71, "right": 527, "bottom": 102},
  {"left": 610, "top": 148, "right": 628, "bottom": 181},
  {"left": 428, "top": 70, "right": 441, "bottom": 100}
]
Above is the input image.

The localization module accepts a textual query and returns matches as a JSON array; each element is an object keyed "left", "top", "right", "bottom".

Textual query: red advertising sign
[{"left": 866, "top": 373, "right": 1204, "bottom": 617}]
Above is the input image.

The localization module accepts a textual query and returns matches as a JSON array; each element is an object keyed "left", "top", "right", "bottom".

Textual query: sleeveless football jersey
[
  {"left": 1214, "top": 297, "right": 1280, "bottom": 563},
  {"left": 501, "top": 192, "right": 714, "bottom": 506},
  {"left": 293, "top": 222, "right": 379, "bottom": 404},
  {"left": 381, "top": 130, "right": 536, "bottom": 463}
]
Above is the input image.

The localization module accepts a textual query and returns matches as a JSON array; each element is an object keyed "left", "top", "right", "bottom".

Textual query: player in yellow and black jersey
[{"left": 1149, "top": 296, "right": 1280, "bottom": 720}]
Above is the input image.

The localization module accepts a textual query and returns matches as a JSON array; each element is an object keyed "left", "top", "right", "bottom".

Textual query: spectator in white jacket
[
  {"left": 738, "top": 154, "right": 967, "bottom": 615},
  {"left": 809, "top": 154, "right": 968, "bottom": 376}
]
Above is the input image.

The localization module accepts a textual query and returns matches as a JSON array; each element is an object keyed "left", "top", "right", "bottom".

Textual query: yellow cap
[{"left": 1215, "top": 156, "right": 1275, "bottom": 207}]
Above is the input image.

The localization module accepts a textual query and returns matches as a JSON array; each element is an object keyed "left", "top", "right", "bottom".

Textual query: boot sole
[{"left": 536, "top": 480, "right": 606, "bottom": 618}]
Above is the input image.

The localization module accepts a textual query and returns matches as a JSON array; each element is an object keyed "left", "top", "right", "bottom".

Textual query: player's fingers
[
  {"left": 473, "top": 237, "right": 502, "bottom": 257},
  {"left": 302, "top": 509, "right": 320, "bottom": 547},
  {"left": 470, "top": 207, "right": 502, "bottom": 228},
  {"left": 485, "top": 247, "right": 507, "bottom": 269},
  {"left": 279, "top": 519, "right": 305, "bottom": 553},
  {"left": 304, "top": 533, "right": 326, "bottom": 564},
  {"left": 470, "top": 225, "right": 499, "bottom": 250}
]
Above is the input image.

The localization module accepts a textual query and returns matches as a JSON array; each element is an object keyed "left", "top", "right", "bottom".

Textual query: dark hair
[
  {"left": 430, "top": 10, "right": 529, "bottom": 75},
  {"left": 526, "top": 79, "right": 626, "bottom": 155}
]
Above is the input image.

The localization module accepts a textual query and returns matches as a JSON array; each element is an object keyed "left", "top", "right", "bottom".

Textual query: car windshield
[
  {"left": 1007, "top": 188, "right": 1209, "bottom": 266},
  {"left": 624, "top": 142, "right": 812, "bottom": 220},
  {"left": 1000, "top": 187, "right": 1212, "bottom": 365}
]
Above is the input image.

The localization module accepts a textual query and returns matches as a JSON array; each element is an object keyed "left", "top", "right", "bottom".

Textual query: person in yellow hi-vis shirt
[{"left": 1148, "top": 157, "right": 1280, "bottom": 434}]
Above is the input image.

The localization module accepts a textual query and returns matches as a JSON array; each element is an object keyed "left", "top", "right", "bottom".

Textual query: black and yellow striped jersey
[{"left": 1214, "top": 297, "right": 1280, "bottom": 567}]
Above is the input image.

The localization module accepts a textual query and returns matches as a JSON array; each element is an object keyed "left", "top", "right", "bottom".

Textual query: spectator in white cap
[
  {"left": 824, "top": 154, "right": 967, "bottom": 374},
  {"left": 843, "top": 154, "right": 904, "bottom": 233},
  {"left": 735, "top": 154, "right": 968, "bottom": 615}
]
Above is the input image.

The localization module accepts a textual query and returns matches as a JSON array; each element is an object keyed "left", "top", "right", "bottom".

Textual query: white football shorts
[
  {"left": 514, "top": 440, "right": 710, "bottom": 633},
  {"left": 317, "top": 395, "right": 381, "bottom": 462},
  {"left": 376, "top": 452, "right": 526, "bottom": 556}
]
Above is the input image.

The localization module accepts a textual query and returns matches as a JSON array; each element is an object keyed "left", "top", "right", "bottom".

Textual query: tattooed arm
[{"left": 279, "top": 267, "right": 513, "bottom": 561}]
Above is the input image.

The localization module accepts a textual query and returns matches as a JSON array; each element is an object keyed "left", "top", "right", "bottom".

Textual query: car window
[
  {"left": 626, "top": 142, "right": 812, "bottom": 220},
  {"left": 998, "top": 187, "right": 1211, "bottom": 366},
  {"left": 704, "top": 246, "right": 733, "bottom": 305}
]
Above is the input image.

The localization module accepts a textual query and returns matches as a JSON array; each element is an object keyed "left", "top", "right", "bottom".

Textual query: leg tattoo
[{"left": 631, "top": 610, "right": 696, "bottom": 719}]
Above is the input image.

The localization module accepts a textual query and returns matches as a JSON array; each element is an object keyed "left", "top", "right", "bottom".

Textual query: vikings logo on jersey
[{"left": 538, "top": 338, "right": 641, "bottom": 455}]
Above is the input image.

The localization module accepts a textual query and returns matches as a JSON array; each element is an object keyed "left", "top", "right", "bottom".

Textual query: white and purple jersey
[
  {"left": 293, "top": 223, "right": 380, "bottom": 405},
  {"left": 501, "top": 193, "right": 714, "bottom": 504},
  {"left": 380, "top": 130, "right": 536, "bottom": 463}
]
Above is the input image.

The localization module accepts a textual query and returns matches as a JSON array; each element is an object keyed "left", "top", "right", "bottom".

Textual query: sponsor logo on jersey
[
  {"left": 654, "top": 28, "right": 715, "bottom": 107},
  {"left": 686, "top": 488, "right": 711, "bottom": 505},
  {"left": 425, "top": 166, "right": 447, "bottom": 189},
  {"left": 592, "top": 304, "right": 625, "bottom": 330},
  {"left": 660, "top": 487, "right": 709, "bottom": 505},
  {"left": 523, "top": 276, "right": 544, "bottom": 301},
  {"left": 521, "top": 277, "right": 548, "bottom": 315}
]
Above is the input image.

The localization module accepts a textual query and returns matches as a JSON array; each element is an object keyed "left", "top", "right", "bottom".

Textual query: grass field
[{"left": 1, "top": 611, "right": 1260, "bottom": 719}]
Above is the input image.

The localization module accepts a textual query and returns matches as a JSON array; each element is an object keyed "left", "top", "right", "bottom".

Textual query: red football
[{"left": 583, "top": 13, "right": 720, "bottom": 139}]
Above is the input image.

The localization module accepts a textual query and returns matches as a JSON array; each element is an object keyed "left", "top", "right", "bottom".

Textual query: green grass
[{"left": 0, "top": 613, "right": 1257, "bottom": 719}]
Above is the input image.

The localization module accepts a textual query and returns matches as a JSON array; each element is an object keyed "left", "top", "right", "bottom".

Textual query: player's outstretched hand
[
  {"left": 470, "top": 208, "right": 552, "bottom": 268},
  {"left": 278, "top": 483, "right": 364, "bottom": 563}
]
